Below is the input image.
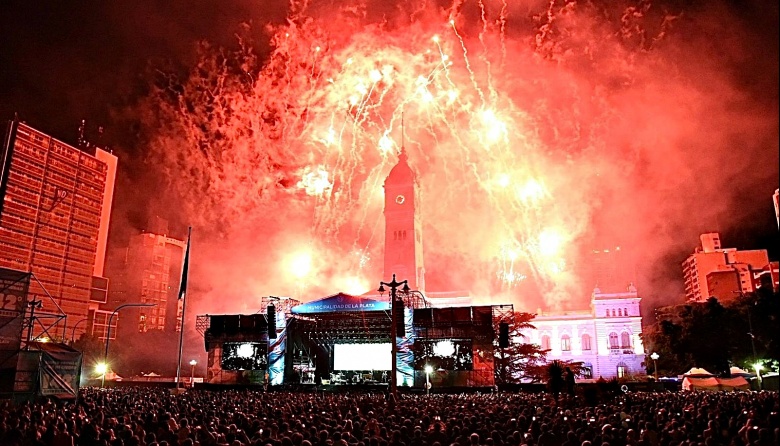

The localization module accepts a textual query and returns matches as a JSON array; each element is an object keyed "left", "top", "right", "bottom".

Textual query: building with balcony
[
  {"left": 0, "top": 121, "right": 117, "bottom": 341},
  {"left": 520, "top": 286, "right": 645, "bottom": 380},
  {"left": 106, "top": 218, "right": 186, "bottom": 337},
  {"left": 682, "top": 232, "right": 772, "bottom": 302}
]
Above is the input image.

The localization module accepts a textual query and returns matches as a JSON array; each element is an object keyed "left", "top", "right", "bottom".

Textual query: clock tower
[{"left": 383, "top": 150, "right": 425, "bottom": 291}]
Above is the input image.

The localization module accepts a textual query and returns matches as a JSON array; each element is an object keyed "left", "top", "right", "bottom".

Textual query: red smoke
[{"left": 137, "top": 0, "right": 778, "bottom": 314}]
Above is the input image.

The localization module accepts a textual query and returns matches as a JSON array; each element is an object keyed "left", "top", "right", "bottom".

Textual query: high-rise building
[
  {"left": 0, "top": 121, "right": 117, "bottom": 340},
  {"left": 682, "top": 232, "right": 770, "bottom": 302},
  {"left": 106, "top": 219, "right": 186, "bottom": 337}
]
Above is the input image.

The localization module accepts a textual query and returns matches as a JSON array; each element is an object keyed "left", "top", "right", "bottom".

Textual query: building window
[
  {"left": 618, "top": 308, "right": 622, "bottom": 316},
  {"left": 609, "top": 332, "right": 619, "bottom": 349},
  {"left": 582, "top": 334, "right": 592, "bottom": 351},
  {"left": 617, "top": 362, "right": 628, "bottom": 379},
  {"left": 561, "top": 335, "right": 571, "bottom": 352},
  {"left": 621, "top": 332, "right": 631, "bottom": 349},
  {"left": 581, "top": 363, "right": 593, "bottom": 379},
  {"left": 540, "top": 335, "right": 551, "bottom": 350},
  {"left": 624, "top": 308, "right": 629, "bottom": 316}
]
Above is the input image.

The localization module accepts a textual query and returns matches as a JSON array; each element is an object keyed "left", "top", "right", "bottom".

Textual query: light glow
[
  {"left": 95, "top": 362, "right": 108, "bottom": 375},
  {"left": 334, "top": 343, "right": 391, "bottom": 370},
  {"left": 138, "top": 0, "right": 767, "bottom": 312}
]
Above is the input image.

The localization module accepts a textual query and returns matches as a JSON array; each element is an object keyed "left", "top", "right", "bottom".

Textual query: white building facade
[{"left": 521, "top": 287, "right": 646, "bottom": 381}]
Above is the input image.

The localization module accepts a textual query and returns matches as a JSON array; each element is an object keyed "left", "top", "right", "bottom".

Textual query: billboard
[{"left": 0, "top": 267, "right": 30, "bottom": 392}]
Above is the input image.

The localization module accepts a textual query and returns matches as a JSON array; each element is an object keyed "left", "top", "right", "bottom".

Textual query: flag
[{"left": 178, "top": 227, "right": 191, "bottom": 300}]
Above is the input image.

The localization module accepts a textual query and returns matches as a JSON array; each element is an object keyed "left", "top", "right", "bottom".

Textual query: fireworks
[{"left": 144, "top": 0, "right": 726, "bottom": 308}]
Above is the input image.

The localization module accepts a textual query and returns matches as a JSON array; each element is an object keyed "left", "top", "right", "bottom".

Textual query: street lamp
[
  {"left": 70, "top": 317, "right": 89, "bottom": 344},
  {"left": 102, "top": 302, "right": 156, "bottom": 388},
  {"left": 425, "top": 365, "right": 433, "bottom": 395},
  {"left": 650, "top": 352, "right": 660, "bottom": 382},
  {"left": 95, "top": 362, "right": 108, "bottom": 381},
  {"left": 378, "top": 274, "right": 410, "bottom": 396},
  {"left": 190, "top": 359, "right": 197, "bottom": 386},
  {"left": 754, "top": 362, "right": 763, "bottom": 390}
]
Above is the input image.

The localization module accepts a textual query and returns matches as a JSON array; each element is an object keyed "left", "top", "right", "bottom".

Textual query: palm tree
[{"left": 547, "top": 360, "right": 565, "bottom": 398}]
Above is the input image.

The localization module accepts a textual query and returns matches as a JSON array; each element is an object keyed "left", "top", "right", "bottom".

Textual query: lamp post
[
  {"left": 70, "top": 317, "right": 89, "bottom": 344},
  {"left": 378, "top": 274, "right": 410, "bottom": 396},
  {"left": 102, "top": 302, "right": 156, "bottom": 388},
  {"left": 190, "top": 359, "right": 197, "bottom": 386},
  {"left": 650, "top": 352, "right": 659, "bottom": 382},
  {"left": 425, "top": 365, "right": 433, "bottom": 395}
]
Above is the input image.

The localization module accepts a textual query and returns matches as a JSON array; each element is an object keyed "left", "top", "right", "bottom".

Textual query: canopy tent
[
  {"left": 683, "top": 375, "right": 749, "bottom": 391},
  {"left": 729, "top": 366, "right": 754, "bottom": 377},
  {"left": 683, "top": 367, "right": 714, "bottom": 377}
]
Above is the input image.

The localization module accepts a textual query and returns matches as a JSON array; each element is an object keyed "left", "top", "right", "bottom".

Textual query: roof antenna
[{"left": 400, "top": 110, "right": 406, "bottom": 158}]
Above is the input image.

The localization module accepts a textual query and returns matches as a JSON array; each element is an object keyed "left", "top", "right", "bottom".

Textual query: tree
[
  {"left": 546, "top": 360, "right": 566, "bottom": 399},
  {"left": 644, "top": 288, "right": 780, "bottom": 375},
  {"left": 494, "top": 312, "right": 548, "bottom": 384},
  {"left": 72, "top": 333, "right": 105, "bottom": 378}
]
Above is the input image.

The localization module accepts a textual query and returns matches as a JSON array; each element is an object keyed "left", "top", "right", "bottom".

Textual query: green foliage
[
  {"left": 546, "top": 360, "right": 566, "bottom": 396},
  {"left": 494, "top": 312, "right": 548, "bottom": 384},
  {"left": 72, "top": 333, "right": 104, "bottom": 362},
  {"left": 643, "top": 289, "right": 780, "bottom": 375}
]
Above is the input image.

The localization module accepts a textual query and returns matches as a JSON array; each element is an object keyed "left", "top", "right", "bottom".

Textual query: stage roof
[{"left": 291, "top": 292, "right": 390, "bottom": 314}]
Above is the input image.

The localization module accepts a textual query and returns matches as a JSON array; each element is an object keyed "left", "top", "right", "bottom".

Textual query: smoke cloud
[{"left": 125, "top": 0, "right": 778, "bottom": 315}]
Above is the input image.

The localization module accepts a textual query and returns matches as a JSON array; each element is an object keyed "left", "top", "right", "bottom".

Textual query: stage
[{"left": 197, "top": 294, "right": 512, "bottom": 389}]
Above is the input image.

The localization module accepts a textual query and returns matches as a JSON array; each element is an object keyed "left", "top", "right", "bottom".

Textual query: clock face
[{"left": 395, "top": 194, "right": 405, "bottom": 205}]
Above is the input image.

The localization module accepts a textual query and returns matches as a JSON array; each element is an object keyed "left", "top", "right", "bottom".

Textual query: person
[{"left": 564, "top": 367, "right": 576, "bottom": 396}]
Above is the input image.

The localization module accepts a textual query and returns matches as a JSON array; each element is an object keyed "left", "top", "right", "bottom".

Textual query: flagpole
[{"left": 175, "top": 226, "right": 192, "bottom": 390}]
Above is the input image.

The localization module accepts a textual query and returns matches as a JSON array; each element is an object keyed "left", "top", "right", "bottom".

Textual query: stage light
[{"left": 95, "top": 362, "right": 108, "bottom": 376}]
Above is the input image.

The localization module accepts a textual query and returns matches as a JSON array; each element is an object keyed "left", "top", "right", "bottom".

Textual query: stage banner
[
  {"left": 397, "top": 307, "right": 414, "bottom": 387},
  {"left": 0, "top": 268, "right": 31, "bottom": 393},
  {"left": 291, "top": 293, "right": 390, "bottom": 314},
  {"left": 37, "top": 342, "right": 82, "bottom": 400},
  {"left": 268, "top": 324, "right": 286, "bottom": 385}
]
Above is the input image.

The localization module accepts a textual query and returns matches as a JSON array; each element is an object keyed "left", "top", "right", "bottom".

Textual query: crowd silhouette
[{"left": 0, "top": 388, "right": 777, "bottom": 446}]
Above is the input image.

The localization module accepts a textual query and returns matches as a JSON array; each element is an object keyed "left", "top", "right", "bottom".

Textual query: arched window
[
  {"left": 581, "top": 334, "right": 592, "bottom": 351},
  {"left": 617, "top": 362, "right": 629, "bottom": 379},
  {"left": 540, "top": 335, "right": 551, "bottom": 350},
  {"left": 618, "top": 308, "right": 622, "bottom": 317},
  {"left": 621, "top": 332, "right": 631, "bottom": 349},
  {"left": 611, "top": 309, "right": 616, "bottom": 317},
  {"left": 608, "top": 332, "right": 619, "bottom": 349},
  {"left": 624, "top": 308, "right": 629, "bottom": 316},
  {"left": 581, "top": 363, "right": 593, "bottom": 379},
  {"left": 561, "top": 335, "right": 571, "bottom": 352}
]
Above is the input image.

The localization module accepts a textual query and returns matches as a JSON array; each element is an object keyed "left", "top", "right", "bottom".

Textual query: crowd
[{"left": 0, "top": 388, "right": 777, "bottom": 446}]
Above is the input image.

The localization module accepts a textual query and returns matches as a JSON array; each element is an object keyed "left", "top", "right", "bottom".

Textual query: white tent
[
  {"left": 684, "top": 367, "right": 714, "bottom": 377},
  {"left": 682, "top": 376, "right": 749, "bottom": 391},
  {"left": 729, "top": 366, "right": 753, "bottom": 377}
]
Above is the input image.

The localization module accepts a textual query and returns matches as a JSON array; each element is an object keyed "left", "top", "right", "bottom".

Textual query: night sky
[
  {"left": 1, "top": 0, "right": 288, "bottom": 239},
  {"left": 1, "top": 0, "right": 778, "bottom": 310}
]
